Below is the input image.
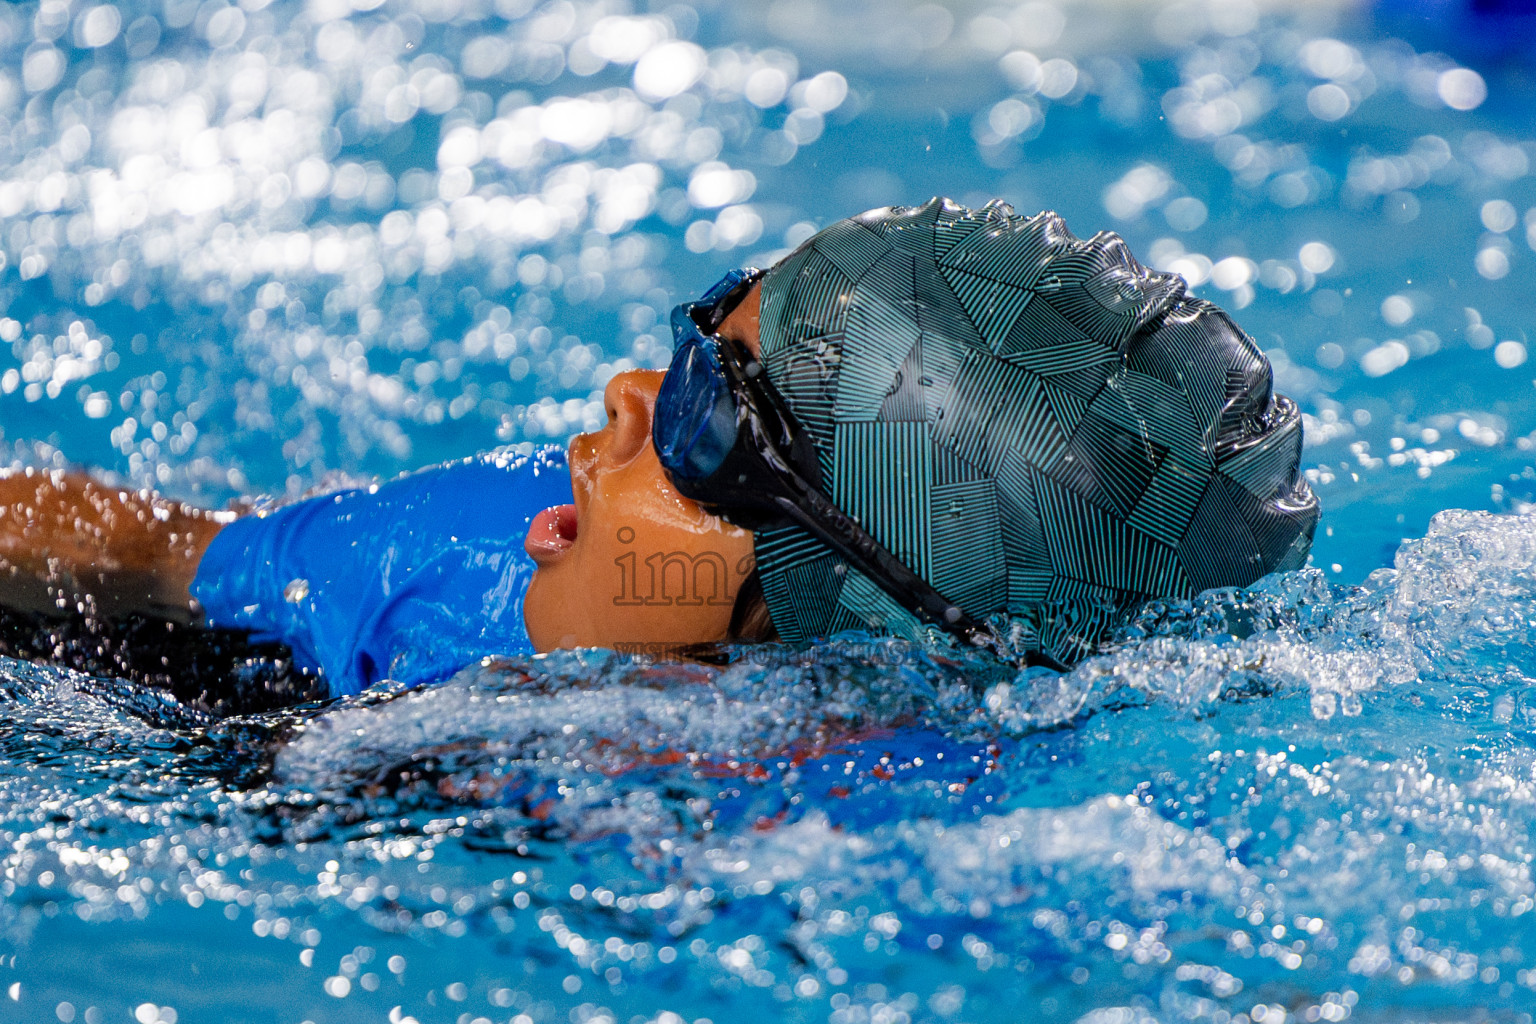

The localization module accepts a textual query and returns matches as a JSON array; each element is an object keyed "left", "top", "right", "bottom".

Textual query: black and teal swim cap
[{"left": 751, "top": 197, "right": 1318, "bottom": 665}]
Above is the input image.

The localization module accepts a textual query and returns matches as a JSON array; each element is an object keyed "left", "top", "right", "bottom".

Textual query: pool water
[{"left": 3, "top": 0, "right": 1536, "bottom": 1021}]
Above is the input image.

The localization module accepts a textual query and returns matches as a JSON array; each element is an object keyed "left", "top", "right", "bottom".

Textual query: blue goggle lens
[
  {"left": 655, "top": 321, "right": 736, "bottom": 480},
  {"left": 654, "top": 268, "right": 762, "bottom": 482}
]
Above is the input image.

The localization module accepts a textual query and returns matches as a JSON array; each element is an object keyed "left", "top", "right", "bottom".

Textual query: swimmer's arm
[{"left": 0, "top": 468, "right": 232, "bottom": 623}]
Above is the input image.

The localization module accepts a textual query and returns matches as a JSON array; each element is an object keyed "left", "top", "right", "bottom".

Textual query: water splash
[
  {"left": 7, "top": 509, "right": 1536, "bottom": 1020},
  {"left": 2, "top": 0, "right": 1536, "bottom": 1020}
]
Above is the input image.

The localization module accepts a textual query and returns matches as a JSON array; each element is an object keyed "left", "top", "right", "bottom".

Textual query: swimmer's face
[{"left": 522, "top": 284, "right": 763, "bottom": 652}]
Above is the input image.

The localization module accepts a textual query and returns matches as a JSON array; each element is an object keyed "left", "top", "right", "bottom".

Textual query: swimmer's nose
[{"left": 600, "top": 369, "right": 663, "bottom": 464}]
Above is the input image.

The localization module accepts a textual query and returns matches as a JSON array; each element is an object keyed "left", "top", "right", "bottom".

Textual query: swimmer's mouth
[{"left": 526, "top": 503, "right": 579, "bottom": 565}]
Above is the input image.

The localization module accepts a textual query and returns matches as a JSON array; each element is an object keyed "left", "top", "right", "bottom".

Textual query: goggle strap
[
  {"left": 768, "top": 479, "right": 982, "bottom": 637},
  {"left": 769, "top": 472, "right": 1069, "bottom": 668},
  {"left": 719, "top": 336, "right": 991, "bottom": 643},
  {"left": 769, "top": 483, "right": 1070, "bottom": 669}
]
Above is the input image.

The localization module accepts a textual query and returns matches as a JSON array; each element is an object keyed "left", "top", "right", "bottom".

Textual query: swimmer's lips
[{"left": 525, "top": 503, "right": 579, "bottom": 565}]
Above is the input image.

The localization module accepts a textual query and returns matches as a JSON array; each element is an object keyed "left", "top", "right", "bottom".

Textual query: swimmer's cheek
[{"left": 523, "top": 551, "right": 751, "bottom": 654}]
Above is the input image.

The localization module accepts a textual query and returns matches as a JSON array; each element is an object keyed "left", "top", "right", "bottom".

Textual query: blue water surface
[{"left": 3, "top": 0, "right": 1536, "bottom": 1021}]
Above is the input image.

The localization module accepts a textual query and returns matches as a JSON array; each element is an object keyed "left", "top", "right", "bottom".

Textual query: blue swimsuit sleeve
[{"left": 189, "top": 446, "right": 571, "bottom": 698}]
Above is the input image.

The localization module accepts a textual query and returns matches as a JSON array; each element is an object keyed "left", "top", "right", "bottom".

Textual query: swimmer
[{"left": 0, "top": 198, "right": 1317, "bottom": 701}]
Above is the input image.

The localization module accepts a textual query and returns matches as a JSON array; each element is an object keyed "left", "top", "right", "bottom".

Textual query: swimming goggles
[{"left": 652, "top": 266, "right": 994, "bottom": 647}]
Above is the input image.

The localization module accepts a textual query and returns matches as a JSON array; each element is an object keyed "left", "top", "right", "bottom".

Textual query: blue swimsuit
[{"left": 190, "top": 447, "right": 571, "bottom": 697}]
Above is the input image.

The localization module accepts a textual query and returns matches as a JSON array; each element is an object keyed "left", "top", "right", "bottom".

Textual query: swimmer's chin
[{"left": 525, "top": 503, "right": 578, "bottom": 566}]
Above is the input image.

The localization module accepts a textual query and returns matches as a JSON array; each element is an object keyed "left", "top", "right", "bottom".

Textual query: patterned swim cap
[{"left": 751, "top": 197, "right": 1319, "bottom": 665}]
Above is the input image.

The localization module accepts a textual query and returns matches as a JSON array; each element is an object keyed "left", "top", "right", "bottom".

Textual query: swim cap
[{"left": 751, "top": 197, "right": 1318, "bottom": 664}]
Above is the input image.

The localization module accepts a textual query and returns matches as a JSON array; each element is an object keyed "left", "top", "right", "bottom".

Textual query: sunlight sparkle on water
[{"left": 2, "top": 0, "right": 1536, "bottom": 1021}]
